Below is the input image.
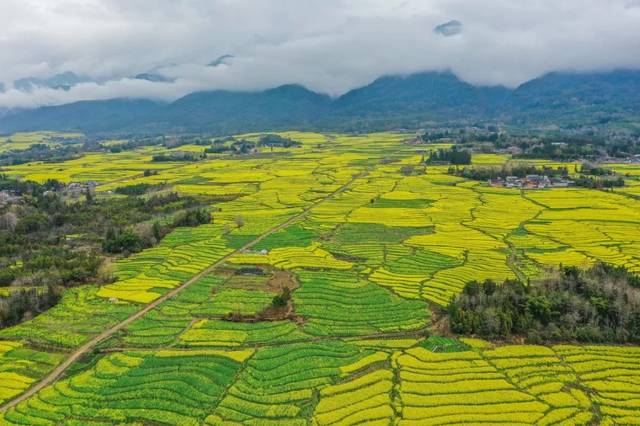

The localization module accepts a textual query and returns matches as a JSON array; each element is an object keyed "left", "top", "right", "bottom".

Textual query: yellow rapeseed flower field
[{"left": 1, "top": 132, "right": 640, "bottom": 424}]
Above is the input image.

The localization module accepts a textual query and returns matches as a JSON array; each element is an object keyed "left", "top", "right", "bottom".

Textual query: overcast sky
[{"left": 1, "top": 0, "right": 640, "bottom": 108}]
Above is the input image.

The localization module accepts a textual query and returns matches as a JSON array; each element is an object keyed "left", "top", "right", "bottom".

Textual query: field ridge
[{"left": 0, "top": 170, "right": 368, "bottom": 413}]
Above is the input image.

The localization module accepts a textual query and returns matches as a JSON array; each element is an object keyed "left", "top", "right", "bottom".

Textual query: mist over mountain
[
  {"left": 133, "top": 73, "right": 175, "bottom": 83},
  {"left": 0, "top": 70, "right": 638, "bottom": 135},
  {"left": 208, "top": 55, "right": 235, "bottom": 68},
  {"left": 13, "top": 72, "right": 92, "bottom": 92},
  {"left": 3, "top": 1, "right": 640, "bottom": 109}
]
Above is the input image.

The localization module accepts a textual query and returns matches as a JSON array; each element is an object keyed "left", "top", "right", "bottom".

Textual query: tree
[
  {"left": 152, "top": 221, "right": 163, "bottom": 241},
  {"left": 0, "top": 269, "right": 16, "bottom": 286},
  {"left": 483, "top": 279, "right": 497, "bottom": 296},
  {"left": 173, "top": 208, "right": 211, "bottom": 227},
  {"left": 400, "top": 165, "right": 414, "bottom": 176},
  {"left": 102, "top": 228, "right": 142, "bottom": 254},
  {"left": 0, "top": 212, "right": 18, "bottom": 231},
  {"left": 271, "top": 287, "right": 291, "bottom": 308},
  {"left": 134, "top": 223, "right": 158, "bottom": 248}
]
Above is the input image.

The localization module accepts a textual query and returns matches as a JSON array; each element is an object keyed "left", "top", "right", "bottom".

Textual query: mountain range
[{"left": 1, "top": 70, "right": 639, "bottom": 135}]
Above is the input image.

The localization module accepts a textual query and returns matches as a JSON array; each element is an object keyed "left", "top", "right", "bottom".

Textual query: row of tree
[
  {"left": 449, "top": 164, "right": 570, "bottom": 181},
  {"left": 258, "top": 134, "right": 302, "bottom": 148},
  {"left": 151, "top": 151, "right": 205, "bottom": 162},
  {"left": 574, "top": 175, "right": 625, "bottom": 189}
]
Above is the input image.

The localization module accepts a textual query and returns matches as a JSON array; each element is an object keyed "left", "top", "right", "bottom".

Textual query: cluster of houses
[
  {"left": 62, "top": 181, "right": 98, "bottom": 197},
  {"left": 602, "top": 154, "right": 640, "bottom": 165},
  {"left": 489, "top": 175, "right": 573, "bottom": 189},
  {"left": 1, "top": 181, "right": 99, "bottom": 207},
  {"left": 42, "top": 181, "right": 98, "bottom": 199}
]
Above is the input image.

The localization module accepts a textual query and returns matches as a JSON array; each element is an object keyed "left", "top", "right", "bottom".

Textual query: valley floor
[{"left": 1, "top": 132, "right": 640, "bottom": 424}]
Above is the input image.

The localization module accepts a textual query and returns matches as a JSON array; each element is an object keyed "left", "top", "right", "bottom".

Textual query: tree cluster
[
  {"left": 271, "top": 287, "right": 292, "bottom": 308},
  {"left": 102, "top": 206, "right": 210, "bottom": 255},
  {"left": 420, "top": 128, "right": 503, "bottom": 144},
  {"left": 204, "top": 138, "right": 256, "bottom": 155},
  {"left": 579, "top": 164, "right": 615, "bottom": 176},
  {"left": 513, "top": 138, "right": 602, "bottom": 161},
  {"left": 448, "top": 263, "right": 640, "bottom": 344},
  {"left": 152, "top": 151, "right": 205, "bottom": 162},
  {"left": 113, "top": 183, "right": 164, "bottom": 196},
  {"left": 258, "top": 134, "right": 302, "bottom": 148},
  {"left": 172, "top": 208, "right": 211, "bottom": 228},
  {"left": 399, "top": 165, "right": 426, "bottom": 176},
  {"left": 0, "top": 143, "right": 83, "bottom": 166},
  {"left": 574, "top": 175, "right": 625, "bottom": 189},
  {"left": 0, "top": 175, "right": 212, "bottom": 329},
  {"left": 449, "top": 164, "right": 569, "bottom": 181},
  {"left": 427, "top": 147, "right": 472, "bottom": 165},
  {"left": 0, "top": 285, "right": 60, "bottom": 329}
]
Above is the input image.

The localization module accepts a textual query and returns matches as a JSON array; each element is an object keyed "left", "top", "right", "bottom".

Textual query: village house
[
  {"left": 64, "top": 181, "right": 98, "bottom": 197},
  {"left": 497, "top": 146, "right": 523, "bottom": 156},
  {"left": 489, "top": 175, "right": 573, "bottom": 189}
]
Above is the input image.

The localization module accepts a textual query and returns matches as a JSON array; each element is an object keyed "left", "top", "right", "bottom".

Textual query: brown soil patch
[
  {"left": 220, "top": 269, "right": 304, "bottom": 324},
  {"left": 428, "top": 307, "right": 454, "bottom": 338},
  {"left": 331, "top": 252, "right": 367, "bottom": 263},
  {"left": 267, "top": 269, "right": 299, "bottom": 292}
]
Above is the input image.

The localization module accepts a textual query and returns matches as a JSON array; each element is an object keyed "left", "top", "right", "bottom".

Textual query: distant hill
[
  {"left": 503, "top": 70, "right": 640, "bottom": 126},
  {"left": 0, "top": 99, "right": 162, "bottom": 133},
  {"left": 1, "top": 70, "right": 639, "bottom": 134},
  {"left": 144, "top": 84, "right": 331, "bottom": 133},
  {"left": 330, "top": 72, "right": 509, "bottom": 131}
]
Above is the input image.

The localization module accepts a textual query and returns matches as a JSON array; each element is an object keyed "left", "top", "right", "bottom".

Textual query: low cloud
[{"left": 0, "top": 0, "right": 639, "bottom": 108}]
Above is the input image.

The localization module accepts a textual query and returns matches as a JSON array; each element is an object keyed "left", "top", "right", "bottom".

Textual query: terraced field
[
  {"left": 0, "top": 131, "right": 83, "bottom": 154},
  {"left": 1, "top": 132, "right": 640, "bottom": 424}
]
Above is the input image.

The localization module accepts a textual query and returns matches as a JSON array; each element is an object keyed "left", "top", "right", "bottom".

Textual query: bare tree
[{"left": 0, "top": 212, "right": 18, "bottom": 231}]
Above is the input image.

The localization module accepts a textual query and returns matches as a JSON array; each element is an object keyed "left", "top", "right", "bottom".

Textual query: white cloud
[{"left": 0, "top": 0, "right": 639, "bottom": 108}]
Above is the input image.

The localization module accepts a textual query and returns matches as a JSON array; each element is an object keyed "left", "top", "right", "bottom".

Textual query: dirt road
[{"left": 0, "top": 171, "right": 365, "bottom": 413}]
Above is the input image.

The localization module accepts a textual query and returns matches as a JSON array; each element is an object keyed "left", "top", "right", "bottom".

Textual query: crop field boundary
[
  {"left": 97, "top": 325, "right": 431, "bottom": 354},
  {"left": 0, "top": 170, "right": 369, "bottom": 413}
]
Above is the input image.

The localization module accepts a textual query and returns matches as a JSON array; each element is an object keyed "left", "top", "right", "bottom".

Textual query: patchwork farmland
[{"left": 1, "top": 132, "right": 640, "bottom": 424}]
